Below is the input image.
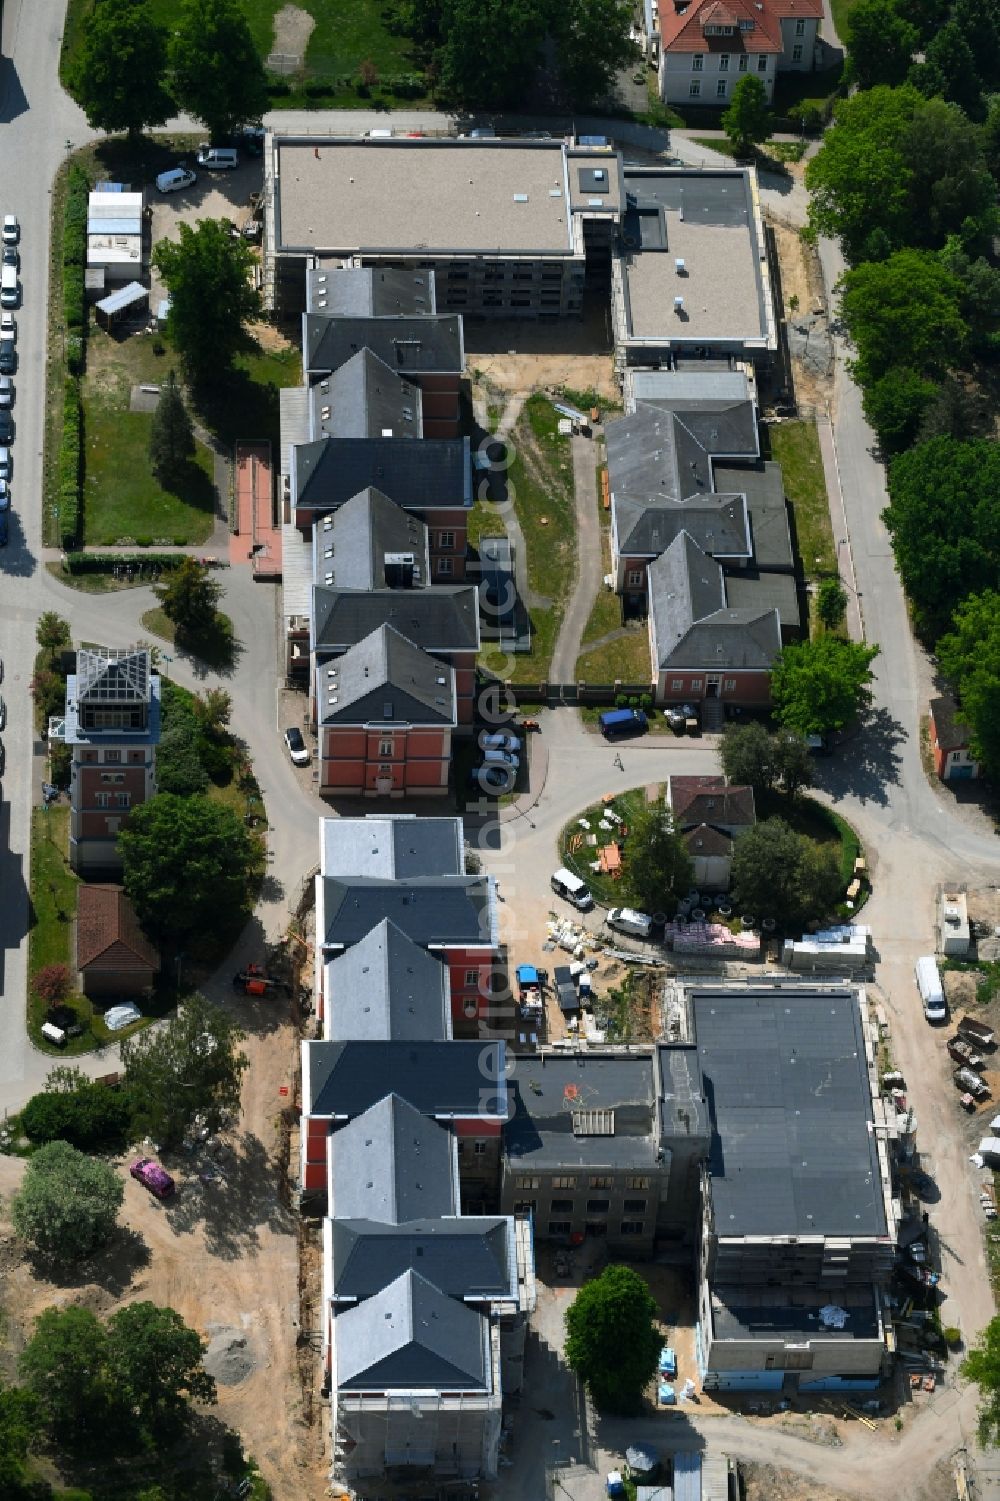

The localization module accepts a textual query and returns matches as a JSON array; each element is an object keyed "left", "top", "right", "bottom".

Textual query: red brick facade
[
  {"left": 320, "top": 726, "right": 452, "bottom": 796},
  {"left": 654, "top": 667, "right": 772, "bottom": 707}
]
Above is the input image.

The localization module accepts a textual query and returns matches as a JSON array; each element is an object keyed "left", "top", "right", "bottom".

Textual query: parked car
[
  {"left": 483, "top": 747, "right": 519, "bottom": 768},
  {"left": 0, "top": 492, "right": 7, "bottom": 547},
  {"left": 238, "top": 124, "right": 265, "bottom": 156},
  {"left": 196, "top": 146, "right": 238, "bottom": 170},
  {"left": 2, "top": 246, "right": 19, "bottom": 271},
  {"left": 283, "top": 725, "right": 310, "bottom": 766},
  {"left": 0, "top": 739, "right": 6, "bottom": 774},
  {"left": 0, "top": 696, "right": 7, "bottom": 730},
  {"left": 607, "top": 907, "right": 654, "bottom": 940},
  {"left": 130, "top": 1157, "right": 176, "bottom": 1199},
  {"left": 0, "top": 410, "right": 13, "bottom": 442},
  {"left": 479, "top": 731, "right": 522, "bottom": 752},
  {"left": 2, "top": 215, "right": 19, "bottom": 245},
  {"left": 551, "top": 867, "right": 594, "bottom": 911},
  {"left": 0, "top": 376, "right": 13, "bottom": 408},
  {"left": 0, "top": 447, "right": 10, "bottom": 481},
  {"left": 915, "top": 955, "right": 946, "bottom": 1024},
  {"left": 0, "top": 335, "right": 15, "bottom": 373},
  {"left": 155, "top": 166, "right": 197, "bottom": 194},
  {"left": 468, "top": 764, "right": 510, "bottom": 794},
  {"left": 599, "top": 707, "right": 648, "bottom": 740},
  {"left": 0, "top": 310, "right": 16, "bottom": 342}
]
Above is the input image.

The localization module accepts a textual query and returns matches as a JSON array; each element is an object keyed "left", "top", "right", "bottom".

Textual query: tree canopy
[
  {"left": 564, "top": 1264, "right": 662, "bottom": 1413},
  {"left": 12, "top": 1141, "right": 123, "bottom": 1260},
  {"left": 551, "top": 0, "right": 637, "bottom": 107},
  {"left": 722, "top": 76, "right": 771, "bottom": 156},
  {"left": 106, "top": 1303, "right": 216, "bottom": 1436},
  {"left": 169, "top": 0, "right": 268, "bottom": 140},
  {"left": 623, "top": 803, "right": 693, "bottom": 914},
  {"left": 884, "top": 437, "right": 1000, "bottom": 635},
  {"left": 910, "top": 19, "right": 984, "bottom": 120},
  {"left": 120, "top": 793, "right": 259, "bottom": 946},
  {"left": 70, "top": 0, "right": 173, "bottom": 137},
  {"left": 121, "top": 991, "right": 247, "bottom": 1149},
  {"left": 805, "top": 86, "right": 997, "bottom": 262},
  {"left": 20, "top": 1067, "right": 132, "bottom": 1152},
  {"left": 154, "top": 557, "right": 222, "bottom": 641},
  {"left": 153, "top": 220, "right": 261, "bottom": 387},
  {"left": 771, "top": 637, "right": 879, "bottom": 736},
  {"left": 816, "top": 578, "right": 848, "bottom": 632},
  {"left": 838, "top": 250, "right": 968, "bottom": 386},
  {"left": 845, "top": 0, "right": 917, "bottom": 89},
  {"left": 149, "top": 370, "right": 195, "bottom": 488},
  {"left": 0, "top": 1383, "right": 37, "bottom": 1494},
  {"left": 862, "top": 366, "right": 938, "bottom": 454},
  {"left": 719, "top": 722, "right": 813, "bottom": 798},
  {"left": 937, "top": 591, "right": 1000, "bottom": 775},
  {"left": 963, "top": 1316, "right": 1000, "bottom": 1445},
  {"left": 730, "top": 817, "right": 842, "bottom": 930}
]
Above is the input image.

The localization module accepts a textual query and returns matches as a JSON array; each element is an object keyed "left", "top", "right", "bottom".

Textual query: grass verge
[
  {"left": 141, "top": 606, "right": 236, "bottom": 672},
  {"left": 767, "top": 418, "right": 837, "bottom": 582},
  {"left": 557, "top": 787, "right": 651, "bottom": 908}
]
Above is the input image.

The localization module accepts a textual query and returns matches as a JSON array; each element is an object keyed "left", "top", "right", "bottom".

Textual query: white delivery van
[
  {"left": 196, "top": 146, "right": 238, "bottom": 169},
  {"left": 551, "top": 867, "right": 594, "bottom": 911},
  {"left": 607, "top": 907, "right": 653, "bottom": 940},
  {"left": 0, "top": 265, "right": 19, "bottom": 308},
  {"left": 915, "top": 955, "right": 946, "bottom": 1023}
]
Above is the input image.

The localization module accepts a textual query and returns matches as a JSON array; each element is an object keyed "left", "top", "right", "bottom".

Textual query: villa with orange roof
[{"left": 654, "top": 0, "right": 824, "bottom": 106}]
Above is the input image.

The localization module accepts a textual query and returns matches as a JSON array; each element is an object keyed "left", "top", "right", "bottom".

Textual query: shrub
[
  {"left": 20, "top": 1082, "right": 131, "bottom": 1152},
  {"left": 66, "top": 332, "right": 85, "bottom": 376},
  {"left": 267, "top": 77, "right": 291, "bottom": 96},
  {"left": 58, "top": 379, "right": 82, "bottom": 550},
  {"left": 63, "top": 550, "right": 189, "bottom": 575},
  {"left": 62, "top": 166, "right": 89, "bottom": 344},
  {"left": 944, "top": 1326, "right": 962, "bottom": 1346},
  {"left": 33, "top": 964, "right": 73, "bottom": 1006}
]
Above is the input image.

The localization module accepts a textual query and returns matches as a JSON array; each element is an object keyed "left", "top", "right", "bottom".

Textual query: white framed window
[
  {"left": 717, "top": 79, "right": 727, "bottom": 97},
  {"left": 436, "top": 557, "right": 453, "bottom": 576},
  {"left": 690, "top": 80, "right": 701, "bottom": 97},
  {"left": 379, "top": 763, "right": 392, "bottom": 777},
  {"left": 795, "top": 17, "right": 805, "bottom": 33},
  {"left": 100, "top": 771, "right": 125, "bottom": 784},
  {"left": 691, "top": 54, "right": 704, "bottom": 70},
  {"left": 465, "top": 968, "right": 479, "bottom": 987},
  {"left": 626, "top": 568, "right": 643, "bottom": 587},
  {"left": 758, "top": 54, "right": 768, "bottom": 71},
  {"left": 116, "top": 792, "right": 131, "bottom": 809},
  {"left": 379, "top": 739, "right": 394, "bottom": 757},
  {"left": 474, "top": 1140, "right": 487, "bottom": 1155},
  {"left": 739, "top": 54, "right": 748, "bottom": 70},
  {"left": 724, "top": 678, "right": 736, "bottom": 691},
  {"left": 719, "top": 53, "right": 730, "bottom": 70},
  {"left": 103, "top": 750, "right": 121, "bottom": 763},
  {"left": 792, "top": 43, "right": 803, "bottom": 60},
  {"left": 690, "top": 678, "right": 703, "bottom": 690},
  {"left": 438, "top": 530, "right": 455, "bottom": 550},
  {"left": 671, "top": 678, "right": 684, "bottom": 691},
  {"left": 95, "top": 791, "right": 111, "bottom": 809}
]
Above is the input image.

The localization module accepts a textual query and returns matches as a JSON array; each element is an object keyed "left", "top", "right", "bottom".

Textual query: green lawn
[
  {"left": 468, "top": 498, "right": 507, "bottom": 549},
  {"left": 576, "top": 629, "right": 652, "bottom": 684},
  {"left": 768, "top": 419, "right": 837, "bottom": 581},
  {"left": 141, "top": 606, "right": 237, "bottom": 672},
  {"left": 757, "top": 789, "right": 862, "bottom": 888},
  {"left": 828, "top": 0, "right": 856, "bottom": 44},
  {"left": 83, "top": 408, "right": 217, "bottom": 546},
  {"left": 558, "top": 788, "right": 652, "bottom": 908}
]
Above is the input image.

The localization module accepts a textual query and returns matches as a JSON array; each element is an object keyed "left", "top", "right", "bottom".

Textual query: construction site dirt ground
[
  {"left": 0, "top": 1020, "right": 329, "bottom": 1501},
  {"left": 463, "top": 298, "right": 620, "bottom": 401},
  {"left": 768, "top": 217, "right": 832, "bottom": 411}
]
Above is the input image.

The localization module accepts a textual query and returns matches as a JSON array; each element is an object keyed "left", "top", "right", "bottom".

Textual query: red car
[{"left": 130, "top": 1157, "right": 175, "bottom": 1199}]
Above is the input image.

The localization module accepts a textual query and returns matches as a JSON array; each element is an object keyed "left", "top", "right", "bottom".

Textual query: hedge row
[
  {"left": 63, "top": 550, "right": 191, "bottom": 575},
  {"left": 59, "top": 379, "right": 82, "bottom": 551},
  {"left": 63, "top": 164, "right": 89, "bottom": 368},
  {"left": 268, "top": 72, "right": 425, "bottom": 99}
]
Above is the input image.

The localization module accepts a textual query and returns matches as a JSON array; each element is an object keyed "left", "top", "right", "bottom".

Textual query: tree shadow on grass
[
  {"left": 52, "top": 1405, "right": 246, "bottom": 1499},
  {"left": 27, "top": 1224, "right": 151, "bottom": 1299},
  {"left": 192, "top": 361, "right": 283, "bottom": 450}
]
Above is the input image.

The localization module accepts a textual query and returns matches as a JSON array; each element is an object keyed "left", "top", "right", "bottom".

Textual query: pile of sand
[{"left": 204, "top": 1325, "right": 256, "bottom": 1386}]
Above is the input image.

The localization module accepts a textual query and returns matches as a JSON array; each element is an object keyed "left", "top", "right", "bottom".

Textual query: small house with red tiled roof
[
  {"left": 77, "top": 884, "right": 159, "bottom": 998},
  {"left": 657, "top": 0, "right": 823, "bottom": 106},
  {"left": 929, "top": 694, "right": 980, "bottom": 782}
]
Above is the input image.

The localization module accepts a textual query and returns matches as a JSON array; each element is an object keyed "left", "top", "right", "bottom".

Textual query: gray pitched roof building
[
  {"left": 312, "top": 487, "right": 430, "bottom": 591},
  {"left": 309, "top": 348, "right": 423, "bottom": 442},
  {"left": 306, "top": 1039, "right": 506, "bottom": 1120},
  {"left": 306, "top": 266, "right": 437, "bottom": 318},
  {"left": 321, "top": 875, "right": 497, "bottom": 951},
  {"left": 303, "top": 313, "right": 464, "bottom": 379},
  {"left": 291, "top": 435, "right": 471, "bottom": 513},
  {"left": 320, "top": 813, "right": 465, "bottom": 880},
  {"left": 324, "top": 919, "right": 451, "bottom": 1042},
  {"left": 312, "top": 583, "right": 480, "bottom": 656},
  {"left": 315, "top": 624, "right": 456, "bottom": 729},
  {"left": 331, "top": 1216, "right": 515, "bottom": 1302},
  {"left": 335, "top": 1268, "right": 491, "bottom": 1390},
  {"left": 647, "top": 533, "right": 782, "bottom": 673},
  {"left": 329, "top": 1093, "right": 458, "bottom": 1221}
]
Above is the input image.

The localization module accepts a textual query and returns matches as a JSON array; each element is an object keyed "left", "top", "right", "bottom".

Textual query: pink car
[{"left": 129, "top": 1157, "right": 175, "bottom": 1199}]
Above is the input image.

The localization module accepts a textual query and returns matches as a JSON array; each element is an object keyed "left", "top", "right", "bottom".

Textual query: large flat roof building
[
  {"left": 264, "top": 131, "right": 623, "bottom": 318},
  {"left": 612, "top": 167, "right": 777, "bottom": 368}
]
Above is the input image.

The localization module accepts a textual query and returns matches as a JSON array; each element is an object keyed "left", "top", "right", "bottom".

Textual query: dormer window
[{"left": 740, "top": 17, "right": 754, "bottom": 28}]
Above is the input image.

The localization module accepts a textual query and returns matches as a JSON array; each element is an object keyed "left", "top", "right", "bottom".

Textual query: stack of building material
[
  {"left": 663, "top": 921, "right": 760, "bottom": 957},
  {"left": 782, "top": 925, "right": 871, "bottom": 972}
]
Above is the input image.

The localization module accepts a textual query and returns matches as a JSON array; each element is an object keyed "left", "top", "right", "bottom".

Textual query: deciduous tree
[
  {"left": 910, "top": 19, "right": 984, "bottom": 120},
  {"left": 120, "top": 793, "right": 258, "bottom": 947},
  {"left": 838, "top": 250, "right": 968, "bottom": 386},
  {"left": 771, "top": 637, "right": 879, "bottom": 736},
  {"left": 106, "top": 1303, "right": 216, "bottom": 1435},
  {"left": 730, "top": 817, "right": 841, "bottom": 929},
  {"left": 564, "top": 1265, "right": 662, "bottom": 1414},
  {"left": 962, "top": 1315, "right": 1000, "bottom": 1445},
  {"left": 69, "top": 0, "right": 173, "bottom": 137},
  {"left": 551, "top": 0, "right": 636, "bottom": 107},
  {"left": 0, "top": 1383, "right": 38, "bottom": 1493},
  {"left": 19, "top": 1307, "right": 110, "bottom": 1437},
  {"left": 622, "top": 803, "right": 692, "bottom": 913},
  {"left": 154, "top": 557, "right": 222, "bottom": 641},
  {"left": 153, "top": 220, "right": 261, "bottom": 386},
  {"left": 121, "top": 992, "right": 247, "bottom": 1149},
  {"left": 20, "top": 1070, "right": 131, "bottom": 1152},
  {"left": 156, "top": 718, "right": 209, "bottom": 796},
  {"left": 937, "top": 591, "right": 1000, "bottom": 775},
  {"left": 816, "top": 577, "right": 847, "bottom": 631},
  {"left": 36, "top": 612, "right": 71, "bottom": 653},
  {"left": 32, "top": 963, "right": 73, "bottom": 1006},
  {"left": 169, "top": 0, "right": 268, "bottom": 140},
  {"left": 771, "top": 728, "right": 814, "bottom": 800},
  {"left": 12, "top": 1141, "right": 123, "bottom": 1260},
  {"left": 719, "top": 720, "right": 777, "bottom": 794},
  {"left": 148, "top": 370, "right": 195, "bottom": 488},
  {"left": 846, "top": 0, "right": 917, "bottom": 89},
  {"left": 722, "top": 75, "right": 771, "bottom": 157},
  {"left": 862, "top": 367, "right": 937, "bottom": 455},
  {"left": 884, "top": 437, "right": 1000, "bottom": 636}
]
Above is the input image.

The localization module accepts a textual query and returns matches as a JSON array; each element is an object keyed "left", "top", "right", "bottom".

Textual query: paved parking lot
[{"left": 147, "top": 153, "right": 263, "bottom": 307}]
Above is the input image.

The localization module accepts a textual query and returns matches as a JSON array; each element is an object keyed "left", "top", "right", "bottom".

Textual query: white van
[
  {"left": 915, "top": 955, "right": 946, "bottom": 1023},
  {"left": 0, "top": 265, "right": 19, "bottom": 308},
  {"left": 196, "top": 146, "right": 238, "bottom": 170},
  {"left": 551, "top": 867, "right": 594, "bottom": 911},
  {"left": 607, "top": 907, "right": 653, "bottom": 940}
]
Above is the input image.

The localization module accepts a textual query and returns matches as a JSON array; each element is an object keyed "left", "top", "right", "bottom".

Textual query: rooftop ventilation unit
[
  {"left": 674, "top": 296, "right": 684, "bottom": 313},
  {"left": 675, "top": 258, "right": 686, "bottom": 274}
]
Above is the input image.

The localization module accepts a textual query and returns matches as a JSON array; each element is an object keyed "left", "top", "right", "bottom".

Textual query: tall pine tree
[{"left": 148, "top": 371, "right": 195, "bottom": 488}]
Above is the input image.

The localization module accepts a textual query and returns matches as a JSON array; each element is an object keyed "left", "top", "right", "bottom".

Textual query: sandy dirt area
[
  {"left": 769, "top": 218, "right": 831, "bottom": 409},
  {"left": 271, "top": 4, "right": 316, "bottom": 65},
  {"left": 0, "top": 1022, "right": 328, "bottom": 1500}
]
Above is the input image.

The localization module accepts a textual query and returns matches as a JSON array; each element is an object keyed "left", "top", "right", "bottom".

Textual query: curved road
[{"left": 0, "top": 8, "right": 998, "bottom": 1494}]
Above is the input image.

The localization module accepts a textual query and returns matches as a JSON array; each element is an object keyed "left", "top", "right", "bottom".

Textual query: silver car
[{"left": 0, "top": 376, "right": 13, "bottom": 408}]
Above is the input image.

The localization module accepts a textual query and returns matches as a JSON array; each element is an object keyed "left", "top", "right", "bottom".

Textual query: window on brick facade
[
  {"left": 625, "top": 1175, "right": 650, "bottom": 1190},
  {"left": 100, "top": 772, "right": 125, "bottom": 784},
  {"left": 586, "top": 1199, "right": 610, "bottom": 1213},
  {"left": 690, "top": 679, "right": 703, "bottom": 690},
  {"left": 517, "top": 1176, "right": 540, "bottom": 1190},
  {"left": 104, "top": 750, "right": 121, "bottom": 763},
  {"left": 620, "top": 1221, "right": 644, "bottom": 1235},
  {"left": 439, "top": 530, "right": 455, "bottom": 550},
  {"left": 548, "top": 1221, "right": 571, "bottom": 1235},
  {"left": 95, "top": 791, "right": 111, "bottom": 809},
  {"left": 465, "top": 969, "right": 479, "bottom": 987},
  {"left": 551, "top": 1199, "right": 574, "bottom": 1213},
  {"left": 474, "top": 1140, "right": 487, "bottom": 1155},
  {"left": 627, "top": 568, "right": 643, "bottom": 587},
  {"left": 552, "top": 1176, "right": 577, "bottom": 1189},
  {"left": 116, "top": 792, "right": 131, "bottom": 809},
  {"left": 623, "top": 1199, "right": 647, "bottom": 1215},
  {"left": 436, "top": 557, "right": 453, "bottom": 576},
  {"left": 379, "top": 740, "right": 394, "bottom": 758},
  {"left": 589, "top": 1175, "right": 613, "bottom": 1189},
  {"left": 724, "top": 678, "right": 736, "bottom": 691}
]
